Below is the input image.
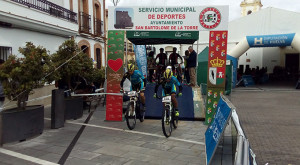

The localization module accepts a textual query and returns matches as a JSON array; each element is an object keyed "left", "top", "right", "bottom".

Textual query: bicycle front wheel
[
  {"left": 162, "top": 108, "right": 172, "bottom": 138},
  {"left": 137, "top": 102, "right": 145, "bottom": 122},
  {"left": 125, "top": 102, "right": 136, "bottom": 130},
  {"left": 172, "top": 109, "right": 178, "bottom": 129}
]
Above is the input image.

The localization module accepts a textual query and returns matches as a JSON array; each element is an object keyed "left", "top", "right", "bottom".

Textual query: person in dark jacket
[
  {"left": 187, "top": 46, "right": 197, "bottom": 87},
  {"left": 183, "top": 50, "right": 190, "bottom": 84}
]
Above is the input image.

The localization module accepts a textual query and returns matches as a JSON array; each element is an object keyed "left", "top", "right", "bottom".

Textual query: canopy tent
[{"left": 126, "top": 31, "right": 199, "bottom": 45}]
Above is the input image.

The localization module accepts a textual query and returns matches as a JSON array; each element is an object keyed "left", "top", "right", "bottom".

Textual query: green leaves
[
  {"left": 51, "top": 40, "right": 94, "bottom": 91},
  {"left": 0, "top": 42, "right": 55, "bottom": 108}
]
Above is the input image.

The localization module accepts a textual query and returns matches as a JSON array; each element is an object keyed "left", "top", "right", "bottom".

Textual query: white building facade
[{"left": 0, "top": 0, "right": 106, "bottom": 68}]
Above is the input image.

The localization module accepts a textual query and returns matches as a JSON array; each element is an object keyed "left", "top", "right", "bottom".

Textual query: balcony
[
  {"left": 79, "top": 12, "right": 91, "bottom": 34},
  {"left": 94, "top": 18, "right": 103, "bottom": 37},
  {"left": 10, "top": 0, "right": 77, "bottom": 23}
]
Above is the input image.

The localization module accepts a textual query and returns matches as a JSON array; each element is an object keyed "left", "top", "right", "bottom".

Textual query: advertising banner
[
  {"left": 207, "top": 31, "right": 228, "bottom": 87},
  {"left": 246, "top": 33, "right": 295, "bottom": 47},
  {"left": 106, "top": 30, "right": 124, "bottom": 121},
  {"left": 127, "top": 31, "right": 199, "bottom": 39},
  {"left": 133, "top": 44, "right": 147, "bottom": 78},
  {"left": 205, "top": 96, "right": 232, "bottom": 165},
  {"left": 205, "top": 30, "right": 228, "bottom": 125},
  {"left": 108, "top": 6, "right": 228, "bottom": 31},
  {"left": 205, "top": 88, "right": 224, "bottom": 125}
]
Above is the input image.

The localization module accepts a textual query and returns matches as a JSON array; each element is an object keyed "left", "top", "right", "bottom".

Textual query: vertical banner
[
  {"left": 106, "top": 30, "right": 125, "bottom": 121},
  {"left": 205, "top": 31, "right": 228, "bottom": 125},
  {"left": 205, "top": 96, "right": 232, "bottom": 165},
  {"left": 133, "top": 44, "right": 147, "bottom": 78}
]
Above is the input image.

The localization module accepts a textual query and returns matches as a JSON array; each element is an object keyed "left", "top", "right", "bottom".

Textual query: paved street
[
  {"left": 230, "top": 81, "right": 300, "bottom": 165},
  {"left": 0, "top": 104, "right": 207, "bottom": 165},
  {"left": 1, "top": 80, "right": 299, "bottom": 165}
]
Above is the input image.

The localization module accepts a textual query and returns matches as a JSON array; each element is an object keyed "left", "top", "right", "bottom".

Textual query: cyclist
[
  {"left": 120, "top": 64, "right": 147, "bottom": 111},
  {"left": 169, "top": 47, "right": 183, "bottom": 81},
  {"left": 154, "top": 48, "right": 167, "bottom": 81},
  {"left": 153, "top": 69, "right": 182, "bottom": 117}
]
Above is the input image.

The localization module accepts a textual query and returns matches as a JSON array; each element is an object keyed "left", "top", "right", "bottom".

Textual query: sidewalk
[{"left": 0, "top": 104, "right": 207, "bottom": 165}]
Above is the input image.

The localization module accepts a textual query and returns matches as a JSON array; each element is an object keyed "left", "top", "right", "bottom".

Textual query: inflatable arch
[{"left": 227, "top": 33, "right": 300, "bottom": 87}]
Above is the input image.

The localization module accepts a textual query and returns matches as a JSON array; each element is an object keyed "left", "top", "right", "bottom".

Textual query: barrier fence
[{"left": 205, "top": 95, "right": 257, "bottom": 165}]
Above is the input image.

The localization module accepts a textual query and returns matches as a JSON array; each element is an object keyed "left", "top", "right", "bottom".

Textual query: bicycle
[
  {"left": 156, "top": 94, "right": 179, "bottom": 138},
  {"left": 123, "top": 90, "right": 145, "bottom": 130}
]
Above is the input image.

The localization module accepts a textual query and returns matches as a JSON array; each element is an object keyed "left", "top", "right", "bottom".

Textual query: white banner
[{"left": 108, "top": 6, "right": 228, "bottom": 31}]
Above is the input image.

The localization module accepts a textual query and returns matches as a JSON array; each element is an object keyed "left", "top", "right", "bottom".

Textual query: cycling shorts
[
  {"left": 162, "top": 84, "right": 176, "bottom": 96},
  {"left": 132, "top": 82, "right": 145, "bottom": 92}
]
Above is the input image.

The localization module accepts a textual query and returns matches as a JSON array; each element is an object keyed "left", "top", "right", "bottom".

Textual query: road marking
[
  {"left": 46, "top": 118, "right": 205, "bottom": 146},
  {"left": 0, "top": 148, "right": 59, "bottom": 165}
]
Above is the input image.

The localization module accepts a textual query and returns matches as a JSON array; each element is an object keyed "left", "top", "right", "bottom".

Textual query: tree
[
  {"left": 51, "top": 40, "right": 94, "bottom": 93},
  {"left": 0, "top": 42, "right": 55, "bottom": 109}
]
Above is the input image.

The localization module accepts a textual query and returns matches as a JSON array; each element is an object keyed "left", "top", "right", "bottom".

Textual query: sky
[{"left": 106, "top": 0, "right": 300, "bottom": 21}]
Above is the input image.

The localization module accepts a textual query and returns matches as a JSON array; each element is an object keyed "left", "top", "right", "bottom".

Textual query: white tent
[{"left": 227, "top": 7, "right": 300, "bottom": 73}]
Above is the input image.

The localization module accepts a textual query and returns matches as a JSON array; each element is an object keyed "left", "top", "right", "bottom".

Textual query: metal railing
[
  {"left": 79, "top": 12, "right": 91, "bottom": 34},
  {"left": 11, "top": 0, "right": 77, "bottom": 23},
  {"left": 94, "top": 18, "right": 103, "bottom": 37}
]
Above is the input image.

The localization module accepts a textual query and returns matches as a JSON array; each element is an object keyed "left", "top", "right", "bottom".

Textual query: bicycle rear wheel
[
  {"left": 125, "top": 102, "right": 136, "bottom": 130},
  {"left": 162, "top": 108, "right": 172, "bottom": 138}
]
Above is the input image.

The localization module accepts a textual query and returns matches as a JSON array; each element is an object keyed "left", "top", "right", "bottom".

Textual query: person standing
[
  {"left": 147, "top": 51, "right": 156, "bottom": 83},
  {"left": 169, "top": 47, "right": 183, "bottom": 82},
  {"left": 0, "top": 59, "right": 5, "bottom": 112},
  {"left": 154, "top": 48, "right": 167, "bottom": 81},
  {"left": 187, "top": 46, "right": 197, "bottom": 87},
  {"left": 183, "top": 50, "right": 190, "bottom": 84}
]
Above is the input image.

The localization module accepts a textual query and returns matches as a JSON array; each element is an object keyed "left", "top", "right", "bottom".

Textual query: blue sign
[
  {"left": 134, "top": 44, "right": 147, "bottom": 78},
  {"left": 247, "top": 33, "right": 295, "bottom": 47},
  {"left": 205, "top": 97, "right": 232, "bottom": 165},
  {"left": 242, "top": 75, "right": 255, "bottom": 87}
]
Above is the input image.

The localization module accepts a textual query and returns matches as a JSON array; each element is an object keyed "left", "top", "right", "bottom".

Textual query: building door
[
  {"left": 96, "top": 48, "right": 101, "bottom": 68},
  {"left": 285, "top": 53, "right": 299, "bottom": 76}
]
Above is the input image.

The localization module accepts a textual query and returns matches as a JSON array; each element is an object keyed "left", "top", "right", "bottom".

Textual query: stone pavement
[
  {"left": 0, "top": 104, "right": 207, "bottom": 165},
  {"left": 230, "top": 81, "right": 300, "bottom": 165}
]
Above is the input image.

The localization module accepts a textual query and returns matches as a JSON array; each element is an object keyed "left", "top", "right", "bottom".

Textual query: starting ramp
[{"left": 144, "top": 83, "right": 205, "bottom": 120}]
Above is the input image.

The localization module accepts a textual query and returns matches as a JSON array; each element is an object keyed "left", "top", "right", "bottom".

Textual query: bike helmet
[
  {"left": 128, "top": 63, "right": 135, "bottom": 72},
  {"left": 164, "top": 69, "right": 173, "bottom": 80}
]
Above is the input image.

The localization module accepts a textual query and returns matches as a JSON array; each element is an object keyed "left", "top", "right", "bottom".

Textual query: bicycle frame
[
  {"left": 126, "top": 91, "right": 140, "bottom": 116},
  {"left": 162, "top": 96, "right": 173, "bottom": 124}
]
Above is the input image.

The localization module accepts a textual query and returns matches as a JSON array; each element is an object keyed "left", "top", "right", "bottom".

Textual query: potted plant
[
  {"left": 0, "top": 42, "right": 55, "bottom": 144},
  {"left": 51, "top": 40, "right": 94, "bottom": 120}
]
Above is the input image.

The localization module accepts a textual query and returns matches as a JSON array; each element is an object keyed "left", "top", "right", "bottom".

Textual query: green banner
[
  {"left": 126, "top": 31, "right": 199, "bottom": 40},
  {"left": 106, "top": 30, "right": 125, "bottom": 121}
]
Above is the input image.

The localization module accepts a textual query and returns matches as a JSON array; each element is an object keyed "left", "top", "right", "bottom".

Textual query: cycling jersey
[
  {"left": 155, "top": 76, "right": 182, "bottom": 96},
  {"left": 169, "top": 53, "right": 183, "bottom": 65},
  {"left": 155, "top": 53, "right": 167, "bottom": 66},
  {"left": 120, "top": 70, "right": 146, "bottom": 91}
]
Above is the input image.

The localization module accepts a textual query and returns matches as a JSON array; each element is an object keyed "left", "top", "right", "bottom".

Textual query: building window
[
  {"left": 0, "top": 46, "right": 12, "bottom": 61},
  {"left": 247, "top": 10, "right": 252, "bottom": 15},
  {"left": 81, "top": 45, "right": 89, "bottom": 57}
]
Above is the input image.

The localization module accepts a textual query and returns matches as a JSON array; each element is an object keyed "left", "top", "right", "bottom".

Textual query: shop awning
[{"left": 126, "top": 31, "right": 199, "bottom": 45}]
